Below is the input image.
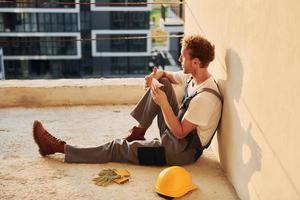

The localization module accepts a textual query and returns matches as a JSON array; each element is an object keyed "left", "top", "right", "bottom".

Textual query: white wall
[{"left": 184, "top": 0, "right": 300, "bottom": 199}]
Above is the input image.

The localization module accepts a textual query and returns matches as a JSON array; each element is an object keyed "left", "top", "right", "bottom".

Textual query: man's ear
[{"left": 193, "top": 57, "right": 201, "bottom": 66}]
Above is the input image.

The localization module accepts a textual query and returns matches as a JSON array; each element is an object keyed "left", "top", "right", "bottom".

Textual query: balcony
[{"left": 0, "top": 78, "right": 238, "bottom": 199}]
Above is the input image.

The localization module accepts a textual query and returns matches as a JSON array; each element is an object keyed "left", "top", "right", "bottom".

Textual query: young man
[{"left": 33, "top": 35, "right": 222, "bottom": 166}]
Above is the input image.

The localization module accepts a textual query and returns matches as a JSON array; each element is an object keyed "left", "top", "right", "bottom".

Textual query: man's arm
[
  {"left": 145, "top": 69, "right": 178, "bottom": 89},
  {"left": 160, "top": 100, "right": 197, "bottom": 139},
  {"left": 157, "top": 70, "right": 178, "bottom": 84},
  {"left": 151, "top": 86, "right": 197, "bottom": 139}
]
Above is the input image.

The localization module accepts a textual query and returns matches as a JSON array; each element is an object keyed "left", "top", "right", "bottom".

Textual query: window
[
  {"left": 0, "top": 0, "right": 76, "bottom": 8},
  {"left": 111, "top": 12, "right": 126, "bottom": 29},
  {"left": 0, "top": 14, "right": 4, "bottom": 31},
  {"left": 110, "top": 12, "right": 149, "bottom": 30},
  {"left": 57, "top": 13, "right": 64, "bottom": 31},
  {"left": 128, "top": 12, "right": 149, "bottom": 29},
  {"left": 95, "top": 0, "right": 147, "bottom": 7},
  {"left": 0, "top": 37, "right": 77, "bottom": 56},
  {"left": 128, "top": 35, "right": 147, "bottom": 52},
  {"left": 51, "top": 14, "right": 58, "bottom": 32},
  {"left": 111, "top": 57, "right": 128, "bottom": 74},
  {"left": 38, "top": 13, "right": 45, "bottom": 32},
  {"left": 64, "top": 14, "right": 73, "bottom": 32},
  {"left": 111, "top": 35, "right": 127, "bottom": 52},
  {"left": 71, "top": 14, "right": 77, "bottom": 31},
  {"left": 44, "top": 13, "right": 51, "bottom": 32},
  {"left": 129, "top": 57, "right": 148, "bottom": 74},
  {"left": 96, "top": 34, "right": 147, "bottom": 52},
  {"left": 31, "top": 13, "right": 37, "bottom": 32}
]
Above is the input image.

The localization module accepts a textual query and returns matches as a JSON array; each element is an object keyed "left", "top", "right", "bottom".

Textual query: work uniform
[{"left": 65, "top": 75, "right": 222, "bottom": 166}]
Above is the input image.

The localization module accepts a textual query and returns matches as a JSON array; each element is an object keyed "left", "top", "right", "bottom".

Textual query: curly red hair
[{"left": 181, "top": 35, "right": 215, "bottom": 67}]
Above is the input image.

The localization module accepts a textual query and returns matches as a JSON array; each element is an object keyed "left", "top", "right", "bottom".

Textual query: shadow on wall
[{"left": 217, "top": 49, "right": 262, "bottom": 199}]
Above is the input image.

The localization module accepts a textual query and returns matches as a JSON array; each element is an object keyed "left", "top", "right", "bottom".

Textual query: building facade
[
  {"left": 160, "top": 0, "right": 184, "bottom": 65},
  {"left": 0, "top": 0, "right": 151, "bottom": 79}
]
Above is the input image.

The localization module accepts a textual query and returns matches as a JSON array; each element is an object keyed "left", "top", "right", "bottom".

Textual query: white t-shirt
[{"left": 173, "top": 71, "right": 222, "bottom": 147}]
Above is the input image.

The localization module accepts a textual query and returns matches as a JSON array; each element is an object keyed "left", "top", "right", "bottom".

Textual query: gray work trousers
[{"left": 65, "top": 78, "right": 202, "bottom": 166}]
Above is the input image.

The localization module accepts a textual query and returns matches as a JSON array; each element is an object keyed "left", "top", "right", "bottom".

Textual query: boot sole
[{"left": 32, "top": 120, "right": 47, "bottom": 157}]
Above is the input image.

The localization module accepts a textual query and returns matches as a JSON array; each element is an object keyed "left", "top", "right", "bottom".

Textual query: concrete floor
[{"left": 0, "top": 106, "right": 239, "bottom": 200}]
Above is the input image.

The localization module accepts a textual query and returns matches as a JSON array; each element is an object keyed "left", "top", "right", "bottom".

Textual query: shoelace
[{"left": 45, "top": 131, "right": 65, "bottom": 144}]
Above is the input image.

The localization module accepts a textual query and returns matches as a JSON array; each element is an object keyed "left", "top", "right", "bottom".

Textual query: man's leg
[
  {"left": 65, "top": 137, "right": 200, "bottom": 166},
  {"left": 33, "top": 121, "right": 199, "bottom": 166},
  {"left": 33, "top": 120, "right": 164, "bottom": 164},
  {"left": 65, "top": 139, "right": 163, "bottom": 164},
  {"left": 33, "top": 120, "right": 66, "bottom": 156},
  {"left": 129, "top": 77, "right": 179, "bottom": 137}
]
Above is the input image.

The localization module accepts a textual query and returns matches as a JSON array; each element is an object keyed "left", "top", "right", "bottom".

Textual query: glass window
[
  {"left": 0, "top": 14, "right": 4, "bottom": 31},
  {"left": 0, "top": 37, "right": 77, "bottom": 56},
  {"left": 44, "top": 14, "right": 51, "bottom": 32},
  {"left": 0, "top": 0, "right": 76, "bottom": 8},
  {"left": 128, "top": 12, "right": 149, "bottom": 29},
  {"left": 38, "top": 14, "right": 45, "bottom": 32},
  {"left": 24, "top": 13, "right": 30, "bottom": 32},
  {"left": 96, "top": 35, "right": 110, "bottom": 52},
  {"left": 31, "top": 13, "right": 37, "bottom": 32},
  {"left": 95, "top": 0, "right": 147, "bottom": 7},
  {"left": 129, "top": 57, "right": 148, "bottom": 74},
  {"left": 111, "top": 12, "right": 126, "bottom": 29},
  {"left": 128, "top": 34, "right": 147, "bottom": 52},
  {"left": 57, "top": 13, "right": 64, "bottom": 31},
  {"left": 111, "top": 35, "right": 127, "bottom": 52},
  {"left": 96, "top": 34, "right": 147, "bottom": 52},
  {"left": 71, "top": 14, "right": 78, "bottom": 31},
  {"left": 111, "top": 57, "right": 128, "bottom": 75},
  {"left": 0, "top": 12, "right": 77, "bottom": 32},
  {"left": 64, "top": 14, "right": 72, "bottom": 32},
  {"left": 51, "top": 14, "right": 58, "bottom": 32}
]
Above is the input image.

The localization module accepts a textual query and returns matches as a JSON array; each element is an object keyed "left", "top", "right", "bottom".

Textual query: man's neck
[{"left": 191, "top": 68, "right": 211, "bottom": 86}]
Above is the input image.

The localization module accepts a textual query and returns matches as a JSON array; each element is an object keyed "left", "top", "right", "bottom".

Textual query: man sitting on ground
[{"left": 33, "top": 34, "right": 222, "bottom": 166}]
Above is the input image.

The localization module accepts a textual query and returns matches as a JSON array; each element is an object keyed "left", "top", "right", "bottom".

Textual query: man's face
[{"left": 178, "top": 47, "right": 193, "bottom": 74}]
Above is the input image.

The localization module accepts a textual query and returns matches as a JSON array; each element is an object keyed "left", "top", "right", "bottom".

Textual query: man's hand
[
  {"left": 144, "top": 67, "right": 165, "bottom": 90},
  {"left": 144, "top": 67, "right": 157, "bottom": 89},
  {"left": 150, "top": 85, "right": 168, "bottom": 107}
]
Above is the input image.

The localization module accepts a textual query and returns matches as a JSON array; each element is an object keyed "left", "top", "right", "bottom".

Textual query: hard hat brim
[
  {"left": 156, "top": 183, "right": 198, "bottom": 198},
  {"left": 190, "top": 183, "right": 198, "bottom": 191}
]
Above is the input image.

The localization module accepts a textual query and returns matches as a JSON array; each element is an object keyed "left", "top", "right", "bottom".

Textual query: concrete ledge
[{"left": 0, "top": 78, "right": 146, "bottom": 107}]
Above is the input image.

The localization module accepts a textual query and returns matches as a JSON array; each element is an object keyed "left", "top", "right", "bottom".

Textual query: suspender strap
[
  {"left": 199, "top": 88, "right": 223, "bottom": 149},
  {"left": 199, "top": 88, "right": 223, "bottom": 102},
  {"left": 181, "top": 77, "right": 223, "bottom": 150}
]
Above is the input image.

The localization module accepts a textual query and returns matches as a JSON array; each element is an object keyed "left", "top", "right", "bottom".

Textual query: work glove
[{"left": 92, "top": 168, "right": 121, "bottom": 187}]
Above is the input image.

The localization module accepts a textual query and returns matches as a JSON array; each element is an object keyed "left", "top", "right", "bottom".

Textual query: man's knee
[
  {"left": 158, "top": 77, "right": 172, "bottom": 90},
  {"left": 158, "top": 77, "right": 170, "bottom": 84}
]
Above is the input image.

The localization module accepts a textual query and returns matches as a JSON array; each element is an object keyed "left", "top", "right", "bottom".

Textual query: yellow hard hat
[{"left": 155, "top": 166, "right": 198, "bottom": 198}]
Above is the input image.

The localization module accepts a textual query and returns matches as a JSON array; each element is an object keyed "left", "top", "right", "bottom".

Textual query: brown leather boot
[
  {"left": 32, "top": 120, "right": 66, "bottom": 156},
  {"left": 125, "top": 126, "right": 146, "bottom": 142}
]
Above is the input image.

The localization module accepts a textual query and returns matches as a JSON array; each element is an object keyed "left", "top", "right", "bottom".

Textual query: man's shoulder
[
  {"left": 193, "top": 79, "right": 222, "bottom": 106},
  {"left": 202, "top": 77, "right": 221, "bottom": 95}
]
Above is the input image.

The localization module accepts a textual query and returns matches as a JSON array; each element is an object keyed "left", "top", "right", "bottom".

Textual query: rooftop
[{"left": 0, "top": 80, "right": 238, "bottom": 200}]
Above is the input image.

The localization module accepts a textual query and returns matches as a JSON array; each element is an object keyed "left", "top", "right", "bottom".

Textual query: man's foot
[
  {"left": 32, "top": 120, "right": 66, "bottom": 156},
  {"left": 125, "top": 126, "right": 146, "bottom": 142}
]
